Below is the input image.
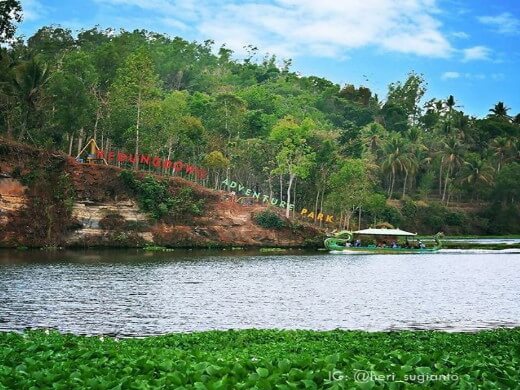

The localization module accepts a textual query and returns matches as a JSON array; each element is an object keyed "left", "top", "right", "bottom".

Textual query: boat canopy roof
[{"left": 353, "top": 228, "right": 417, "bottom": 236}]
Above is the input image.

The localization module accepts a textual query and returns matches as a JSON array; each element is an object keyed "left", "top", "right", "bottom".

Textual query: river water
[{"left": 1, "top": 249, "right": 519, "bottom": 336}]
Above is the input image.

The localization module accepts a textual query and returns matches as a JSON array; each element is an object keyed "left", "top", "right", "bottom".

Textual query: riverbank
[
  {"left": 1, "top": 329, "right": 518, "bottom": 388},
  {"left": 0, "top": 138, "right": 322, "bottom": 249}
]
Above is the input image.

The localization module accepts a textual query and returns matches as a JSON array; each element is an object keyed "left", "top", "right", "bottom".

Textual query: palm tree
[
  {"left": 440, "top": 137, "right": 465, "bottom": 202},
  {"left": 401, "top": 127, "right": 428, "bottom": 197},
  {"left": 0, "top": 50, "right": 20, "bottom": 138},
  {"left": 488, "top": 101, "right": 511, "bottom": 119},
  {"left": 459, "top": 158, "right": 494, "bottom": 200},
  {"left": 490, "top": 136, "right": 514, "bottom": 172},
  {"left": 360, "top": 122, "right": 386, "bottom": 158},
  {"left": 381, "top": 134, "right": 407, "bottom": 198},
  {"left": 401, "top": 153, "right": 418, "bottom": 198},
  {"left": 11, "top": 58, "right": 49, "bottom": 141}
]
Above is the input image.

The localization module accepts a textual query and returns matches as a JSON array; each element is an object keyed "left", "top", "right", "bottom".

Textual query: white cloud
[
  {"left": 462, "top": 45, "right": 491, "bottom": 62},
  {"left": 478, "top": 12, "right": 520, "bottom": 35},
  {"left": 20, "top": 0, "right": 46, "bottom": 22},
  {"left": 441, "top": 71, "right": 460, "bottom": 80},
  {"left": 94, "top": 0, "right": 454, "bottom": 59},
  {"left": 451, "top": 31, "right": 469, "bottom": 39}
]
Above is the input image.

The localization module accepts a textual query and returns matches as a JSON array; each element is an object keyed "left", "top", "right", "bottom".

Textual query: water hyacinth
[{"left": 0, "top": 329, "right": 519, "bottom": 389}]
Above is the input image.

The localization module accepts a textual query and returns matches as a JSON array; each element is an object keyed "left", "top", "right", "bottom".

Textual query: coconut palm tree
[
  {"left": 490, "top": 136, "right": 514, "bottom": 172},
  {"left": 440, "top": 137, "right": 465, "bottom": 202},
  {"left": 458, "top": 158, "right": 494, "bottom": 200},
  {"left": 488, "top": 101, "right": 511, "bottom": 120},
  {"left": 11, "top": 58, "right": 49, "bottom": 141},
  {"left": 360, "top": 122, "right": 387, "bottom": 158},
  {"left": 381, "top": 134, "right": 408, "bottom": 198}
]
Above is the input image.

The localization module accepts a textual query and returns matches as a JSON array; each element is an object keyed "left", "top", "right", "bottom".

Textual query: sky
[{"left": 16, "top": 0, "right": 520, "bottom": 117}]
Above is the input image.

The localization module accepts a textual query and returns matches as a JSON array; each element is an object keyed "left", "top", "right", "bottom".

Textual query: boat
[{"left": 324, "top": 228, "right": 443, "bottom": 254}]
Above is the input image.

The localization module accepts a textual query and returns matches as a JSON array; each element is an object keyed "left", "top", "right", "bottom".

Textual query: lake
[{"left": 1, "top": 249, "right": 519, "bottom": 336}]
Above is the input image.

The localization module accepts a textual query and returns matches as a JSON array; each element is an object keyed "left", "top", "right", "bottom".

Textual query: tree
[
  {"left": 439, "top": 137, "right": 465, "bottom": 202},
  {"left": 492, "top": 162, "right": 520, "bottom": 205},
  {"left": 27, "top": 26, "right": 75, "bottom": 61},
  {"left": 458, "top": 156, "right": 493, "bottom": 200},
  {"left": 490, "top": 136, "right": 514, "bottom": 173},
  {"left": 488, "top": 101, "right": 511, "bottom": 119},
  {"left": 47, "top": 51, "right": 98, "bottom": 153},
  {"left": 11, "top": 58, "right": 49, "bottom": 141},
  {"left": 109, "top": 49, "right": 160, "bottom": 169},
  {"left": 326, "top": 158, "right": 373, "bottom": 230},
  {"left": 208, "top": 93, "right": 247, "bottom": 142},
  {"left": 381, "top": 134, "right": 408, "bottom": 198},
  {"left": 203, "top": 150, "right": 230, "bottom": 189},
  {"left": 270, "top": 117, "right": 315, "bottom": 218},
  {"left": 385, "top": 71, "right": 426, "bottom": 126},
  {"left": 0, "top": 0, "right": 22, "bottom": 44}
]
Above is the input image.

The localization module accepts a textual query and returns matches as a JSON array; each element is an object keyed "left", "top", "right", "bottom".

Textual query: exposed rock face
[{"left": 0, "top": 138, "right": 323, "bottom": 248}]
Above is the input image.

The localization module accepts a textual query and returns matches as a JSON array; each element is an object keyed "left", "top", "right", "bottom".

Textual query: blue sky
[{"left": 17, "top": 0, "right": 520, "bottom": 117}]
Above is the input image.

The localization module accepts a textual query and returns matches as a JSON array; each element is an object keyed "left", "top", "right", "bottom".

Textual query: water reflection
[{"left": 0, "top": 249, "right": 519, "bottom": 335}]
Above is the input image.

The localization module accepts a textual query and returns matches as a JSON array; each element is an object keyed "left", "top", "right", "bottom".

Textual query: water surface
[{"left": 0, "top": 249, "right": 519, "bottom": 335}]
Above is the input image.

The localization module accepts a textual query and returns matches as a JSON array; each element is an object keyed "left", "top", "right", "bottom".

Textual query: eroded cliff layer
[{"left": 0, "top": 139, "right": 321, "bottom": 248}]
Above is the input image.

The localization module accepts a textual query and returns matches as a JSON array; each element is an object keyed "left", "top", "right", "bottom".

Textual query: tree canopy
[{"left": 1, "top": 14, "right": 519, "bottom": 234}]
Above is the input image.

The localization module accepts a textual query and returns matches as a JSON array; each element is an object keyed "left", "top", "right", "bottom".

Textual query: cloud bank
[{"left": 94, "top": 0, "right": 454, "bottom": 59}]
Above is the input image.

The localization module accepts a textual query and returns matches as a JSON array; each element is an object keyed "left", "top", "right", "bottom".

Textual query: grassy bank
[{"left": 1, "top": 329, "right": 519, "bottom": 389}]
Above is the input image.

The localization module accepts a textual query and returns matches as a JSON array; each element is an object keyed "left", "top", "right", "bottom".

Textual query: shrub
[
  {"left": 446, "top": 211, "right": 467, "bottom": 227},
  {"left": 120, "top": 171, "right": 204, "bottom": 220},
  {"left": 382, "top": 205, "right": 403, "bottom": 227},
  {"left": 401, "top": 199, "right": 418, "bottom": 218},
  {"left": 254, "top": 210, "right": 285, "bottom": 229}
]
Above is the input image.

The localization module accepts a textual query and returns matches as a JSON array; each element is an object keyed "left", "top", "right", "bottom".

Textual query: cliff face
[{"left": 0, "top": 139, "right": 322, "bottom": 248}]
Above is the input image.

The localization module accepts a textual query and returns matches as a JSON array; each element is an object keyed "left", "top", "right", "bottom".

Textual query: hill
[{"left": 0, "top": 138, "right": 322, "bottom": 248}]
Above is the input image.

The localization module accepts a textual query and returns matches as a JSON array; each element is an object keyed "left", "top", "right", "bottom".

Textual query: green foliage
[
  {"left": 446, "top": 211, "right": 467, "bottom": 227},
  {"left": 1, "top": 24, "right": 520, "bottom": 234},
  {"left": 401, "top": 199, "right": 418, "bottom": 219},
  {"left": 1, "top": 329, "right": 520, "bottom": 389},
  {"left": 254, "top": 210, "right": 285, "bottom": 229},
  {"left": 492, "top": 162, "right": 520, "bottom": 205},
  {"left": 120, "top": 171, "right": 204, "bottom": 220},
  {"left": 0, "top": 0, "right": 22, "bottom": 44}
]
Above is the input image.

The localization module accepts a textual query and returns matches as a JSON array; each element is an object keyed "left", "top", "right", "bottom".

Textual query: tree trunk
[
  {"left": 93, "top": 106, "right": 101, "bottom": 142},
  {"left": 438, "top": 159, "right": 443, "bottom": 196},
  {"left": 314, "top": 189, "right": 320, "bottom": 224},
  {"left": 286, "top": 174, "right": 295, "bottom": 218},
  {"left": 402, "top": 168, "right": 408, "bottom": 198},
  {"left": 292, "top": 178, "right": 297, "bottom": 219},
  {"left": 388, "top": 169, "right": 395, "bottom": 199},
  {"left": 68, "top": 133, "right": 74, "bottom": 156},
  {"left": 77, "top": 128, "right": 84, "bottom": 157},
  {"left": 134, "top": 90, "right": 142, "bottom": 170},
  {"left": 319, "top": 190, "right": 325, "bottom": 228},
  {"left": 442, "top": 163, "right": 451, "bottom": 201},
  {"left": 279, "top": 174, "right": 283, "bottom": 201},
  {"left": 165, "top": 145, "right": 172, "bottom": 175},
  {"left": 358, "top": 206, "right": 362, "bottom": 230}
]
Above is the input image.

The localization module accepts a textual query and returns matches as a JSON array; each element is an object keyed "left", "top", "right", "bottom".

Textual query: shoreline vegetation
[
  {"left": 6, "top": 237, "right": 520, "bottom": 254},
  {"left": 5, "top": 240, "right": 520, "bottom": 254},
  {"left": 1, "top": 329, "right": 518, "bottom": 388},
  {"left": 6, "top": 234, "right": 520, "bottom": 252}
]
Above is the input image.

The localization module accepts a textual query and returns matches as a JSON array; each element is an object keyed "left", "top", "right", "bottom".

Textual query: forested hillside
[{"left": 1, "top": 24, "right": 519, "bottom": 234}]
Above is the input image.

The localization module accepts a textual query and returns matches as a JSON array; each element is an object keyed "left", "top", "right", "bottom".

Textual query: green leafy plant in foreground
[{"left": 1, "top": 329, "right": 519, "bottom": 389}]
